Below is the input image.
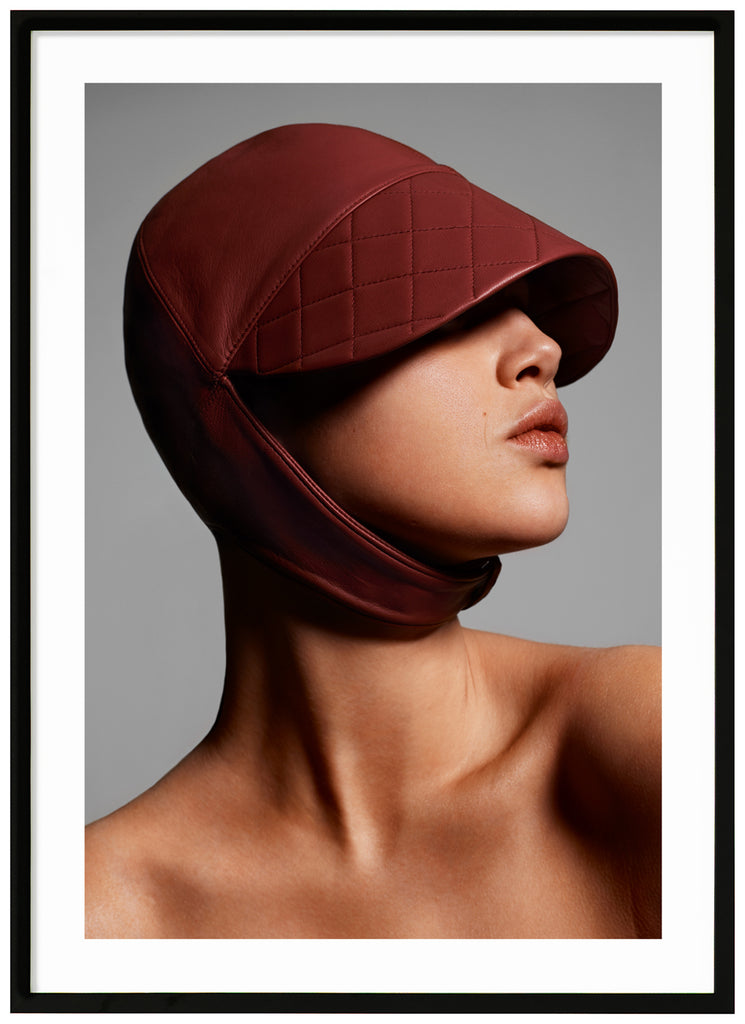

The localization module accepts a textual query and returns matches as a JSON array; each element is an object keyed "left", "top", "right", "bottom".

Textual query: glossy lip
[
  {"left": 508, "top": 399, "right": 568, "bottom": 439},
  {"left": 507, "top": 399, "right": 569, "bottom": 463}
]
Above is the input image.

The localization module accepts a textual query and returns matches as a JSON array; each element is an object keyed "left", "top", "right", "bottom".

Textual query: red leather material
[
  {"left": 137, "top": 125, "right": 434, "bottom": 376},
  {"left": 231, "top": 172, "right": 615, "bottom": 383},
  {"left": 124, "top": 124, "right": 617, "bottom": 624}
]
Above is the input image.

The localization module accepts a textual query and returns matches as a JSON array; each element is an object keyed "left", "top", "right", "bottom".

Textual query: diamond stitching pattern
[
  {"left": 250, "top": 170, "right": 542, "bottom": 374},
  {"left": 316, "top": 224, "right": 533, "bottom": 251}
]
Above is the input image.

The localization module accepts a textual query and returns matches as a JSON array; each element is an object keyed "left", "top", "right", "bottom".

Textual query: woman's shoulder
[
  {"left": 467, "top": 629, "right": 661, "bottom": 811},
  {"left": 470, "top": 627, "right": 659, "bottom": 733},
  {"left": 556, "top": 642, "right": 661, "bottom": 934},
  {"left": 468, "top": 630, "right": 660, "bottom": 935},
  {"left": 85, "top": 747, "right": 271, "bottom": 938},
  {"left": 86, "top": 802, "right": 155, "bottom": 937},
  {"left": 86, "top": 754, "right": 213, "bottom": 937},
  {"left": 85, "top": 787, "right": 187, "bottom": 938},
  {"left": 557, "top": 641, "right": 661, "bottom": 802}
]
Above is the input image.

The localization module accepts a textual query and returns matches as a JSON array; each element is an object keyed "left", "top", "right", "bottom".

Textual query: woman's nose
[{"left": 495, "top": 309, "right": 562, "bottom": 389}]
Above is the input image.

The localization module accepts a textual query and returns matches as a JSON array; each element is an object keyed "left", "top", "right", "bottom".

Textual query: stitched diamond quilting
[
  {"left": 351, "top": 190, "right": 412, "bottom": 237},
  {"left": 354, "top": 275, "right": 413, "bottom": 339},
  {"left": 410, "top": 186, "right": 471, "bottom": 231},
  {"left": 258, "top": 263, "right": 301, "bottom": 326},
  {"left": 472, "top": 224, "right": 536, "bottom": 268},
  {"left": 353, "top": 231, "right": 412, "bottom": 284},
  {"left": 413, "top": 268, "right": 473, "bottom": 321},
  {"left": 301, "top": 242, "right": 352, "bottom": 305},
  {"left": 255, "top": 306, "right": 302, "bottom": 373},
  {"left": 321, "top": 217, "right": 352, "bottom": 248},
  {"left": 413, "top": 226, "right": 472, "bottom": 275},
  {"left": 302, "top": 289, "right": 355, "bottom": 360},
  {"left": 235, "top": 167, "right": 606, "bottom": 375}
]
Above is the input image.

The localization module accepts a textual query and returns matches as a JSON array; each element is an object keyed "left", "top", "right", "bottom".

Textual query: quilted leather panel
[
  {"left": 137, "top": 125, "right": 436, "bottom": 374},
  {"left": 236, "top": 170, "right": 548, "bottom": 375}
]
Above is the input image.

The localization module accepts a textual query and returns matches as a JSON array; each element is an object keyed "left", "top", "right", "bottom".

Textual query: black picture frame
[{"left": 11, "top": 8, "right": 734, "bottom": 1014}]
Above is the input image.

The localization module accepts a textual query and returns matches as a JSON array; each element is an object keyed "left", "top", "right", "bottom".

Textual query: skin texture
[{"left": 86, "top": 301, "right": 661, "bottom": 939}]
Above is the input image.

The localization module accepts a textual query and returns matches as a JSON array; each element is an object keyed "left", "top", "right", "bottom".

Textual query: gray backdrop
[{"left": 86, "top": 84, "right": 660, "bottom": 823}]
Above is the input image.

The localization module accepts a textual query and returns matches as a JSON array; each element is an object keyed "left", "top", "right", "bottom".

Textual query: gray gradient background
[{"left": 86, "top": 84, "right": 660, "bottom": 823}]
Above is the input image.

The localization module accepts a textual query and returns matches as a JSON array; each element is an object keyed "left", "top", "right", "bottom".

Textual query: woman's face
[{"left": 248, "top": 285, "right": 571, "bottom": 566}]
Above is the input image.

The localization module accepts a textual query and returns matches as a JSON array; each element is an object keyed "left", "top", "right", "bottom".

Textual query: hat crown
[{"left": 137, "top": 123, "right": 437, "bottom": 374}]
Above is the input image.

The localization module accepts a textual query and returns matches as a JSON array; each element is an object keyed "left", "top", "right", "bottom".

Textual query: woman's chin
[
  {"left": 492, "top": 504, "right": 571, "bottom": 555},
  {"left": 354, "top": 487, "right": 570, "bottom": 566},
  {"left": 492, "top": 522, "right": 569, "bottom": 556},
  {"left": 386, "top": 513, "right": 570, "bottom": 566}
]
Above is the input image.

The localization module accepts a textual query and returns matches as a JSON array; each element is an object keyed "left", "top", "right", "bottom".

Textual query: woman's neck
[{"left": 204, "top": 542, "right": 503, "bottom": 861}]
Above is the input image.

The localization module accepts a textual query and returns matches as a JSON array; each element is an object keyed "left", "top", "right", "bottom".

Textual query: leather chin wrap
[{"left": 124, "top": 123, "right": 618, "bottom": 626}]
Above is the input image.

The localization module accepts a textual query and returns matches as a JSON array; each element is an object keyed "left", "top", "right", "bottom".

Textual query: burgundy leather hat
[{"left": 124, "top": 123, "right": 618, "bottom": 626}]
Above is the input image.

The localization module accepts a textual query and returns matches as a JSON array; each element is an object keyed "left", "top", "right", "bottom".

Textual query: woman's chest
[{"left": 153, "top": 806, "right": 636, "bottom": 939}]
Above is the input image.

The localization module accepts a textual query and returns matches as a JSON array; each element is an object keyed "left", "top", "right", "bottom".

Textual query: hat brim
[{"left": 226, "top": 169, "right": 617, "bottom": 387}]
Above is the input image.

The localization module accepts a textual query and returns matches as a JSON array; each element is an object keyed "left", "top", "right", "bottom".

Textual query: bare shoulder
[
  {"left": 466, "top": 629, "right": 661, "bottom": 830},
  {"left": 562, "top": 644, "right": 661, "bottom": 930},
  {"left": 562, "top": 643, "right": 661, "bottom": 795},
  {"left": 467, "top": 630, "right": 660, "bottom": 935},
  {"left": 85, "top": 744, "right": 267, "bottom": 938},
  {"left": 85, "top": 799, "right": 164, "bottom": 938},
  {"left": 86, "top": 753, "right": 207, "bottom": 938}
]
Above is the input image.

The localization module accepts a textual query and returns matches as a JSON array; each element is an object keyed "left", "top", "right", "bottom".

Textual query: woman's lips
[
  {"left": 507, "top": 399, "right": 569, "bottom": 464},
  {"left": 508, "top": 428, "right": 569, "bottom": 463}
]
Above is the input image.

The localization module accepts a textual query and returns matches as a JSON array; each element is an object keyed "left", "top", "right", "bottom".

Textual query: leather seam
[
  {"left": 530, "top": 215, "right": 540, "bottom": 262},
  {"left": 255, "top": 258, "right": 535, "bottom": 331},
  {"left": 222, "top": 163, "right": 462, "bottom": 373},
  {"left": 136, "top": 230, "right": 217, "bottom": 378},
  {"left": 263, "top": 312, "right": 457, "bottom": 372},
  {"left": 316, "top": 223, "right": 533, "bottom": 250},
  {"left": 315, "top": 221, "right": 536, "bottom": 248},
  {"left": 378, "top": 188, "right": 471, "bottom": 197}
]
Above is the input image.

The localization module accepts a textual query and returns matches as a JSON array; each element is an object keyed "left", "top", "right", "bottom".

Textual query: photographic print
[{"left": 13, "top": 11, "right": 732, "bottom": 1012}]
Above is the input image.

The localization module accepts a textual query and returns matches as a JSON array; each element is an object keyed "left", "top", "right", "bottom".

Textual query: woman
[{"left": 86, "top": 123, "right": 660, "bottom": 938}]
